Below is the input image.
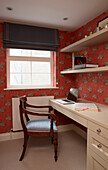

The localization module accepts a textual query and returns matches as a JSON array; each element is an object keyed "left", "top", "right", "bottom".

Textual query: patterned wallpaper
[{"left": 0, "top": 12, "right": 108, "bottom": 133}]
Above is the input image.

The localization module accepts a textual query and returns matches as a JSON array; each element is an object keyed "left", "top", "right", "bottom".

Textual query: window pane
[
  {"left": 10, "top": 74, "right": 31, "bottom": 85},
  {"left": 10, "top": 49, "right": 31, "bottom": 56},
  {"left": 8, "top": 49, "right": 53, "bottom": 87},
  {"left": 10, "top": 61, "right": 31, "bottom": 73},
  {"left": 31, "top": 50, "right": 50, "bottom": 57},
  {"left": 32, "top": 74, "right": 51, "bottom": 85},
  {"left": 10, "top": 73, "right": 51, "bottom": 86},
  {"left": 10, "top": 49, "right": 50, "bottom": 58},
  {"left": 32, "top": 62, "right": 50, "bottom": 73}
]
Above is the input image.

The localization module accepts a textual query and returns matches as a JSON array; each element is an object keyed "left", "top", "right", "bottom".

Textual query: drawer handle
[
  {"left": 97, "top": 143, "right": 102, "bottom": 149},
  {"left": 97, "top": 128, "right": 101, "bottom": 134}
]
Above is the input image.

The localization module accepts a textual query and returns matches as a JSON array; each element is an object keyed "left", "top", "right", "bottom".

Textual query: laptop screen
[{"left": 67, "top": 88, "right": 79, "bottom": 102}]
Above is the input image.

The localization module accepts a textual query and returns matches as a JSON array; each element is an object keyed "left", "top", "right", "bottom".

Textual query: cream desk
[{"left": 49, "top": 98, "right": 108, "bottom": 170}]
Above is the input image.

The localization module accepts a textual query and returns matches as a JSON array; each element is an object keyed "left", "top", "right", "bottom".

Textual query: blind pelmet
[{"left": 3, "top": 22, "right": 60, "bottom": 51}]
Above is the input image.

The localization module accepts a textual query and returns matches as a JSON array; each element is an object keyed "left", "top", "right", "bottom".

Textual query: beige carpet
[{"left": 0, "top": 130, "right": 87, "bottom": 170}]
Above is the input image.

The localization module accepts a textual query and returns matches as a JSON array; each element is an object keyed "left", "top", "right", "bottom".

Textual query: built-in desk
[{"left": 50, "top": 98, "right": 108, "bottom": 170}]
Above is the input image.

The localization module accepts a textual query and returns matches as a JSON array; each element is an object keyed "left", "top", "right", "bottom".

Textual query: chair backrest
[
  {"left": 20, "top": 95, "right": 27, "bottom": 109},
  {"left": 19, "top": 96, "right": 29, "bottom": 131}
]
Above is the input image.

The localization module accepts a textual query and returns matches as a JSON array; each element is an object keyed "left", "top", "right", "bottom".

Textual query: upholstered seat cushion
[{"left": 26, "top": 119, "right": 57, "bottom": 132}]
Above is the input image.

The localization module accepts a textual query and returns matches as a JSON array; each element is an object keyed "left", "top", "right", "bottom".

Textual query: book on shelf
[
  {"left": 74, "top": 103, "right": 98, "bottom": 112},
  {"left": 86, "top": 64, "right": 98, "bottom": 68},
  {"left": 74, "top": 64, "right": 86, "bottom": 69},
  {"left": 63, "top": 68, "right": 72, "bottom": 71}
]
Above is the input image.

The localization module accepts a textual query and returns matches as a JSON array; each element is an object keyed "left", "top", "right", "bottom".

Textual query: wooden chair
[{"left": 19, "top": 96, "right": 58, "bottom": 161}]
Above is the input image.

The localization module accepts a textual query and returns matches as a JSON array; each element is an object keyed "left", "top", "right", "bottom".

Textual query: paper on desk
[{"left": 74, "top": 103, "right": 98, "bottom": 112}]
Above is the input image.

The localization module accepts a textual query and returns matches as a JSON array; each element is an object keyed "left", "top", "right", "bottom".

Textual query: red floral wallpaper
[{"left": 0, "top": 12, "right": 108, "bottom": 133}]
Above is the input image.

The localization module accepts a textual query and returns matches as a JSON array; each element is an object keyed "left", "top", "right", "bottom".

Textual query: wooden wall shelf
[
  {"left": 60, "top": 28, "right": 108, "bottom": 52},
  {"left": 60, "top": 66, "right": 108, "bottom": 74}
]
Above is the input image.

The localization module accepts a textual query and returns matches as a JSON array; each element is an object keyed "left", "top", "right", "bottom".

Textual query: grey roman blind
[{"left": 3, "top": 22, "right": 60, "bottom": 51}]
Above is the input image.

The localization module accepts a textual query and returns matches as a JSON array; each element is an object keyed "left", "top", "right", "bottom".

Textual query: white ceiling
[{"left": 0, "top": 0, "right": 108, "bottom": 31}]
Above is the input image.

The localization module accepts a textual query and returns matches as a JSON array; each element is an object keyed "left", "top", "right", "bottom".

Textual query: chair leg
[
  {"left": 51, "top": 131, "right": 54, "bottom": 144},
  {"left": 54, "top": 132, "right": 58, "bottom": 162},
  {"left": 51, "top": 137, "right": 54, "bottom": 144},
  {"left": 19, "top": 134, "right": 29, "bottom": 161}
]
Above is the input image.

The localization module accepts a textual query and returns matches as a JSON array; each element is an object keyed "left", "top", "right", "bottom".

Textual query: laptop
[{"left": 56, "top": 88, "right": 79, "bottom": 105}]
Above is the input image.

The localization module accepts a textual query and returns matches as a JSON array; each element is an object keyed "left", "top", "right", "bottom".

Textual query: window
[{"left": 7, "top": 49, "right": 55, "bottom": 89}]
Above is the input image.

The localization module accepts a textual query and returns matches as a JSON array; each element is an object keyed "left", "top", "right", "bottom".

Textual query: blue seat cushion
[{"left": 26, "top": 119, "right": 57, "bottom": 132}]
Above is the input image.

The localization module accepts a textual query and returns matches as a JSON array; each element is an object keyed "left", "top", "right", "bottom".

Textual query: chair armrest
[{"left": 22, "top": 108, "right": 57, "bottom": 121}]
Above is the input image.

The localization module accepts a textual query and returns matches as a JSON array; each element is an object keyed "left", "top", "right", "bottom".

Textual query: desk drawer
[
  {"left": 88, "top": 130, "right": 108, "bottom": 163},
  {"left": 88, "top": 149, "right": 108, "bottom": 170},
  {"left": 88, "top": 121, "right": 108, "bottom": 140}
]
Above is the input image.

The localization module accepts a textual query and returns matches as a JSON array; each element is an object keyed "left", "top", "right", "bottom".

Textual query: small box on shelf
[
  {"left": 85, "top": 63, "right": 98, "bottom": 68},
  {"left": 72, "top": 54, "right": 86, "bottom": 70}
]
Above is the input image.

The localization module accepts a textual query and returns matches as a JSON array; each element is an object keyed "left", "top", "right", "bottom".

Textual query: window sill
[{"left": 4, "top": 87, "right": 59, "bottom": 91}]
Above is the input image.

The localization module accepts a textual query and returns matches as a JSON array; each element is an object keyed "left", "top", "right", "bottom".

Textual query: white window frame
[{"left": 6, "top": 49, "right": 54, "bottom": 89}]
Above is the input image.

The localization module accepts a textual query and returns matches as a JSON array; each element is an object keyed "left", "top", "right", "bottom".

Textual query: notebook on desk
[{"left": 56, "top": 88, "right": 79, "bottom": 105}]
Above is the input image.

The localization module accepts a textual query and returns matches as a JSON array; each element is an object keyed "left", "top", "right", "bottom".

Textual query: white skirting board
[{"left": 0, "top": 124, "right": 87, "bottom": 141}]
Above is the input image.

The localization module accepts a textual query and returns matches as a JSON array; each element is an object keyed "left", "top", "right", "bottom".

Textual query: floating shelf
[
  {"left": 60, "top": 66, "right": 108, "bottom": 74},
  {"left": 60, "top": 28, "right": 108, "bottom": 52}
]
